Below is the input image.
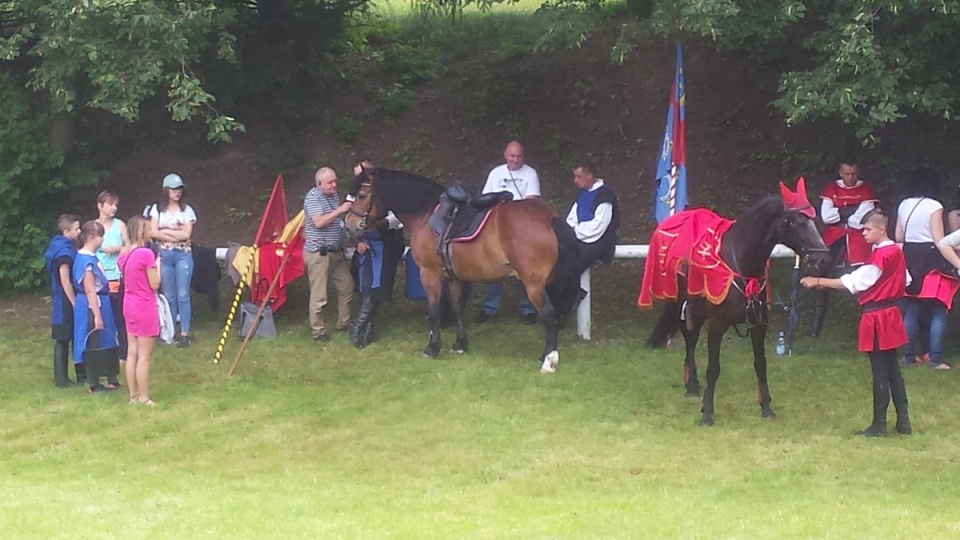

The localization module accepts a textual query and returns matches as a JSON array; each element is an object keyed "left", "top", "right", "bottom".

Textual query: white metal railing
[{"left": 216, "top": 244, "right": 799, "bottom": 341}]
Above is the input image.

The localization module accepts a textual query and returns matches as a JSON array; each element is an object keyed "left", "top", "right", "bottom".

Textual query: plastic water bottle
[{"left": 775, "top": 331, "right": 786, "bottom": 357}]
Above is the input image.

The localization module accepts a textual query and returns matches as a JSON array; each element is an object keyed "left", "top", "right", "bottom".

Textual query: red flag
[
  {"left": 254, "top": 175, "right": 290, "bottom": 246},
  {"left": 251, "top": 175, "right": 304, "bottom": 311}
]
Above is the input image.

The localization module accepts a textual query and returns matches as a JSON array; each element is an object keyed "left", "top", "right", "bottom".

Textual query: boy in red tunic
[{"left": 801, "top": 209, "right": 911, "bottom": 436}]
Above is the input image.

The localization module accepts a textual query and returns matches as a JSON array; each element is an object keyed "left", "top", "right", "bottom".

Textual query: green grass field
[{"left": 3, "top": 261, "right": 960, "bottom": 538}]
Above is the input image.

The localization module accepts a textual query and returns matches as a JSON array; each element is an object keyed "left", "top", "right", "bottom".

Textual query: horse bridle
[
  {"left": 346, "top": 182, "right": 373, "bottom": 230},
  {"left": 726, "top": 210, "right": 829, "bottom": 330}
]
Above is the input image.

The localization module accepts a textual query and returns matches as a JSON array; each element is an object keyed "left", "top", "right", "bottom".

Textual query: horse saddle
[
  {"left": 428, "top": 184, "right": 512, "bottom": 280},
  {"left": 428, "top": 184, "right": 511, "bottom": 242}
]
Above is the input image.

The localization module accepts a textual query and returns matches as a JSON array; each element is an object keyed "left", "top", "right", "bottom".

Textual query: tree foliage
[
  {"left": 0, "top": 74, "right": 96, "bottom": 291},
  {"left": 549, "top": 0, "right": 960, "bottom": 145},
  {"left": 1, "top": 0, "right": 245, "bottom": 142},
  {"left": 657, "top": 0, "right": 960, "bottom": 144}
]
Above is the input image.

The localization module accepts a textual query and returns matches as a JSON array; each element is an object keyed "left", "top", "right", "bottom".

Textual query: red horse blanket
[{"left": 637, "top": 208, "right": 741, "bottom": 309}]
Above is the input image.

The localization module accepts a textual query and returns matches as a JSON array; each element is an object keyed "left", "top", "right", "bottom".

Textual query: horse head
[
  {"left": 343, "top": 166, "right": 385, "bottom": 242},
  {"left": 777, "top": 177, "right": 831, "bottom": 276}
]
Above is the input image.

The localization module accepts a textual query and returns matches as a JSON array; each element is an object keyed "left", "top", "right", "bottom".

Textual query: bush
[{"left": 0, "top": 74, "right": 97, "bottom": 291}]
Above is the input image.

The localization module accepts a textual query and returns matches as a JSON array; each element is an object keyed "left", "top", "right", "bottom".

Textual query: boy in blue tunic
[
  {"left": 44, "top": 214, "right": 81, "bottom": 387},
  {"left": 72, "top": 221, "right": 121, "bottom": 393}
]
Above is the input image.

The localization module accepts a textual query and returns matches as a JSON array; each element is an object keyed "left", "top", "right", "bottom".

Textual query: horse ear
[
  {"left": 795, "top": 176, "right": 808, "bottom": 199},
  {"left": 779, "top": 180, "right": 793, "bottom": 203}
]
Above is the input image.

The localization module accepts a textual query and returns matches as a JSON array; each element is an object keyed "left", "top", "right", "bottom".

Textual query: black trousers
[{"left": 866, "top": 347, "right": 908, "bottom": 424}]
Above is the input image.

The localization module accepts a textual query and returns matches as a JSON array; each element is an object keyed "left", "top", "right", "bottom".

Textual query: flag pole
[
  {"left": 227, "top": 245, "right": 294, "bottom": 378},
  {"left": 213, "top": 250, "right": 255, "bottom": 364}
]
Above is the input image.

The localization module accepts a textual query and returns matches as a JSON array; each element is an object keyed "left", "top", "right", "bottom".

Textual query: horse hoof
[
  {"left": 422, "top": 348, "right": 439, "bottom": 359},
  {"left": 762, "top": 410, "right": 777, "bottom": 420},
  {"left": 699, "top": 417, "right": 714, "bottom": 427},
  {"left": 684, "top": 390, "right": 700, "bottom": 398},
  {"left": 450, "top": 347, "right": 465, "bottom": 355},
  {"left": 538, "top": 351, "right": 559, "bottom": 374}
]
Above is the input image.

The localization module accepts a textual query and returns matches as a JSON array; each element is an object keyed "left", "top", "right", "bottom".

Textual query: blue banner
[{"left": 654, "top": 41, "right": 688, "bottom": 224}]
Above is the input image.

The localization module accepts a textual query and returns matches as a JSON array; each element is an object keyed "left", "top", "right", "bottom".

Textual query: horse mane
[
  {"left": 737, "top": 195, "right": 784, "bottom": 227},
  {"left": 369, "top": 168, "right": 445, "bottom": 216},
  {"left": 724, "top": 194, "right": 786, "bottom": 275}
]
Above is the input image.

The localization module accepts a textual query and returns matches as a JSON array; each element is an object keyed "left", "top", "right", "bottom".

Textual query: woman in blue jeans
[
  {"left": 895, "top": 168, "right": 959, "bottom": 369},
  {"left": 148, "top": 173, "right": 197, "bottom": 348}
]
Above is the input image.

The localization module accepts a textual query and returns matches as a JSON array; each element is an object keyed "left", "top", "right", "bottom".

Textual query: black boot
[
  {"left": 857, "top": 379, "right": 889, "bottom": 437},
  {"left": 810, "top": 289, "right": 828, "bottom": 338},
  {"left": 53, "top": 341, "right": 72, "bottom": 388},
  {"left": 349, "top": 295, "right": 377, "bottom": 349},
  {"left": 890, "top": 373, "right": 911, "bottom": 435},
  {"left": 75, "top": 362, "right": 87, "bottom": 386}
]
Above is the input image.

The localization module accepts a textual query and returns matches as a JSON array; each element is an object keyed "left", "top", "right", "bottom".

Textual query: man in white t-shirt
[{"left": 476, "top": 141, "right": 540, "bottom": 324}]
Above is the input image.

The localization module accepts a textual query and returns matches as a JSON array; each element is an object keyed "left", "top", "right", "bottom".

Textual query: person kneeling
[{"left": 800, "top": 209, "right": 911, "bottom": 437}]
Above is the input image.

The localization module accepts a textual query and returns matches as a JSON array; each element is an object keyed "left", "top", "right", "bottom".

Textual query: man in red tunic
[
  {"left": 801, "top": 209, "right": 911, "bottom": 437},
  {"left": 810, "top": 159, "right": 879, "bottom": 337}
]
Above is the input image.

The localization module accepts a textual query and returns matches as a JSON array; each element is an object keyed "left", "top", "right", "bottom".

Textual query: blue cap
[{"left": 162, "top": 173, "right": 184, "bottom": 189}]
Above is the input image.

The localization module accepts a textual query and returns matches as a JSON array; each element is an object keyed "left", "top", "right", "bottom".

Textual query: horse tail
[
  {"left": 546, "top": 217, "right": 581, "bottom": 318},
  {"left": 647, "top": 300, "right": 683, "bottom": 348}
]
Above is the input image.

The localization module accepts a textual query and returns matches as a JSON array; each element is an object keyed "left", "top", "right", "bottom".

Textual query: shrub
[{"left": 0, "top": 74, "right": 97, "bottom": 291}]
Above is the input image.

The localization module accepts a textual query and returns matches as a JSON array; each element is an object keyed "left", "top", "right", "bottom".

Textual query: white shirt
[
  {"left": 897, "top": 197, "right": 943, "bottom": 242},
  {"left": 820, "top": 180, "right": 874, "bottom": 229},
  {"left": 839, "top": 241, "right": 912, "bottom": 293},
  {"left": 940, "top": 227, "right": 960, "bottom": 249},
  {"left": 149, "top": 204, "right": 197, "bottom": 230},
  {"left": 565, "top": 180, "right": 613, "bottom": 243},
  {"left": 482, "top": 163, "right": 540, "bottom": 200}
]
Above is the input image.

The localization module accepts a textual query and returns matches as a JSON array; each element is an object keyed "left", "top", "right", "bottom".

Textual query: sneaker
[
  {"left": 106, "top": 381, "right": 122, "bottom": 391},
  {"left": 932, "top": 363, "right": 951, "bottom": 370},
  {"left": 522, "top": 313, "right": 539, "bottom": 325},
  {"left": 475, "top": 311, "right": 493, "bottom": 324},
  {"left": 902, "top": 356, "right": 920, "bottom": 368},
  {"left": 177, "top": 335, "right": 191, "bottom": 349},
  {"left": 920, "top": 353, "right": 931, "bottom": 364},
  {"left": 88, "top": 385, "right": 107, "bottom": 394},
  {"left": 313, "top": 333, "right": 331, "bottom": 342}
]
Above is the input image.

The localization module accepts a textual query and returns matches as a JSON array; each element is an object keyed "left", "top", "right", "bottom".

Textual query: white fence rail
[
  {"left": 215, "top": 244, "right": 800, "bottom": 341},
  {"left": 575, "top": 244, "right": 798, "bottom": 340}
]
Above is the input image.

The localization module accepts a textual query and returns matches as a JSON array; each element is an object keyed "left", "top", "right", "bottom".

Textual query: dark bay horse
[
  {"left": 643, "top": 180, "right": 831, "bottom": 426},
  {"left": 343, "top": 168, "right": 581, "bottom": 373}
]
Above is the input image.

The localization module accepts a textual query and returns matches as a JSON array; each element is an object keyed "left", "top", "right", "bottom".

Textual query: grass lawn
[{"left": 3, "top": 261, "right": 960, "bottom": 538}]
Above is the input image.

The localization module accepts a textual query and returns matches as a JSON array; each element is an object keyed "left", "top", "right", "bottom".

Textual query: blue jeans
[
  {"left": 900, "top": 298, "right": 947, "bottom": 366},
  {"left": 482, "top": 282, "right": 535, "bottom": 316},
  {"left": 161, "top": 249, "right": 194, "bottom": 334}
]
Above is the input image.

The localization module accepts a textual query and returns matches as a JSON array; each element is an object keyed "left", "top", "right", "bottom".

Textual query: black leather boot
[
  {"left": 53, "top": 341, "right": 72, "bottom": 388},
  {"left": 349, "top": 295, "right": 378, "bottom": 349},
  {"left": 857, "top": 379, "right": 889, "bottom": 437},
  {"left": 809, "top": 289, "right": 828, "bottom": 338},
  {"left": 891, "top": 376, "right": 911, "bottom": 435}
]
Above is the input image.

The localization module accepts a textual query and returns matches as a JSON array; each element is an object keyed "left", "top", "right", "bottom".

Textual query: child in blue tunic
[
  {"left": 73, "top": 220, "right": 121, "bottom": 393},
  {"left": 44, "top": 214, "right": 81, "bottom": 387}
]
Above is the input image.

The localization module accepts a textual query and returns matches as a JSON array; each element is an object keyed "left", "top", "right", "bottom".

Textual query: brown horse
[{"left": 343, "top": 168, "right": 581, "bottom": 373}]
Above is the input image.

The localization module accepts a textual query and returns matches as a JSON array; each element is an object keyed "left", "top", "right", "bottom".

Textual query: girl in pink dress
[{"left": 119, "top": 216, "right": 161, "bottom": 405}]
